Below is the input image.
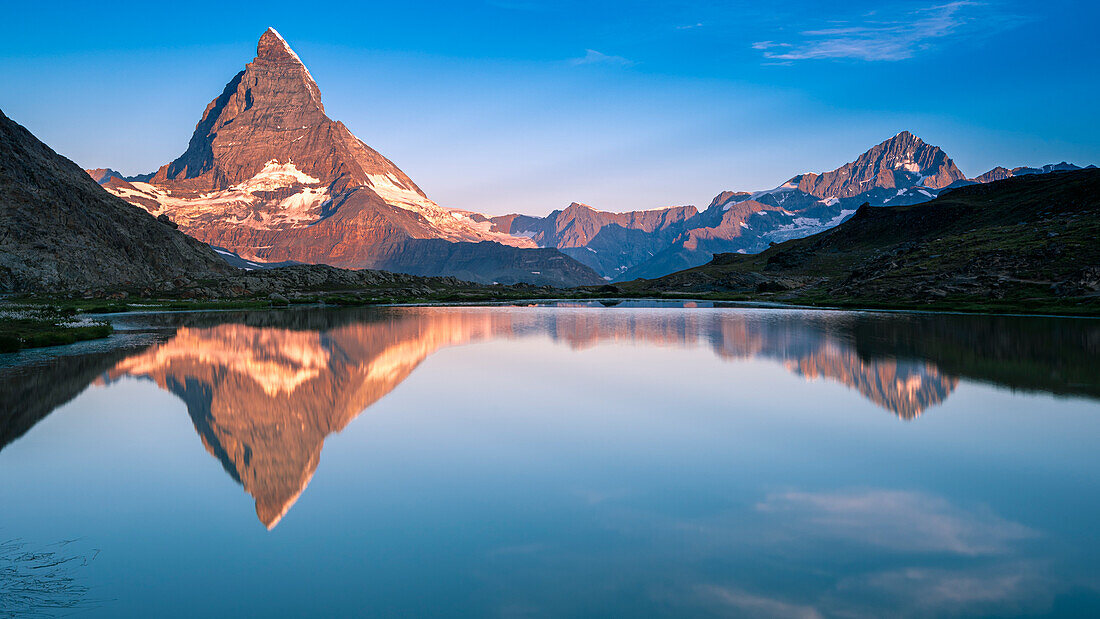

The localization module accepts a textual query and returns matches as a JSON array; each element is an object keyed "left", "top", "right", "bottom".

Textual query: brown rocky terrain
[
  {"left": 0, "top": 105, "right": 561, "bottom": 298},
  {"left": 0, "top": 109, "right": 233, "bottom": 292},
  {"left": 96, "top": 28, "right": 600, "bottom": 287},
  {"left": 533, "top": 134, "right": 1090, "bottom": 283},
  {"left": 974, "top": 162, "right": 1093, "bottom": 184},
  {"left": 524, "top": 133, "right": 980, "bottom": 281},
  {"left": 490, "top": 202, "right": 699, "bottom": 248},
  {"left": 84, "top": 45, "right": 1091, "bottom": 286},
  {"left": 790, "top": 131, "right": 966, "bottom": 198},
  {"left": 486, "top": 202, "right": 700, "bottom": 279},
  {"left": 84, "top": 168, "right": 126, "bottom": 184}
]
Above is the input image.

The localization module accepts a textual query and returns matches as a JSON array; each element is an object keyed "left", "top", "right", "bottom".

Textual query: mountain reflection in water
[{"left": 3, "top": 304, "right": 1097, "bottom": 528}]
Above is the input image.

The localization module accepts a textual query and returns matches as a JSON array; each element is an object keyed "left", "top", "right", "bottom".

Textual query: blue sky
[{"left": 2, "top": 0, "right": 1097, "bottom": 215}]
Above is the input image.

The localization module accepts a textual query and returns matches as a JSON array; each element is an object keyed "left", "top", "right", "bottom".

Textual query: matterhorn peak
[{"left": 257, "top": 27, "right": 303, "bottom": 64}]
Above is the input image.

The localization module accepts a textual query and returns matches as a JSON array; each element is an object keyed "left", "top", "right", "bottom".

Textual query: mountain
[
  {"left": 623, "top": 168, "right": 1100, "bottom": 312},
  {"left": 486, "top": 202, "right": 699, "bottom": 278},
  {"left": 786, "top": 130, "right": 966, "bottom": 199},
  {"left": 83, "top": 29, "right": 1090, "bottom": 287},
  {"left": 0, "top": 109, "right": 232, "bottom": 292},
  {"left": 85, "top": 168, "right": 126, "bottom": 184},
  {"left": 530, "top": 133, "right": 1090, "bottom": 282},
  {"left": 487, "top": 132, "right": 984, "bottom": 282},
  {"left": 974, "top": 161, "right": 1095, "bottom": 183},
  {"left": 96, "top": 28, "right": 600, "bottom": 287},
  {"left": 617, "top": 132, "right": 971, "bottom": 280}
]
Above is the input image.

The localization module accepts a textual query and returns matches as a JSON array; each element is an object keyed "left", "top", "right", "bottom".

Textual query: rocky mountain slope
[
  {"left": 974, "top": 161, "right": 1094, "bottom": 183},
  {"left": 0, "top": 109, "right": 233, "bottom": 292},
  {"left": 623, "top": 168, "right": 1100, "bottom": 313},
  {"left": 485, "top": 202, "right": 699, "bottom": 278},
  {"left": 83, "top": 29, "right": 1089, "bottom": 286},
  {"left": 788, "top": 130, "right": 966, "bottom": 199},
  {"left": 482, "top": 132, "right": 1086, "bottom": 282},
  {"left": 615, "top": 132, "right": 973, "bottom": 280},
  {"left": 95, "top": 28, "right": 599, "bottom": 287}
]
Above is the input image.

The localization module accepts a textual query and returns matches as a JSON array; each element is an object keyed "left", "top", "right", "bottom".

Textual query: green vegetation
[{"left": 0, "top": 306, "right": 114, "bottom": 352}]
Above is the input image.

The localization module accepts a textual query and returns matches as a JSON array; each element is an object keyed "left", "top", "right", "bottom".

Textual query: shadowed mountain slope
[{"left": 0, "top": 109, "right": 232, "bottom": 292}]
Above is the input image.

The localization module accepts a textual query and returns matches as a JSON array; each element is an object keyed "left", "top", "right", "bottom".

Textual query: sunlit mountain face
[{"left": 93, "top": 306, "right": 962, "bottom": 527}]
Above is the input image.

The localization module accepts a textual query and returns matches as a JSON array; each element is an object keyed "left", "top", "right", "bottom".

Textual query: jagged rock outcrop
[
  {"left": 486, "top": 202, "right": 700, "bottom": 278},
  {"left": 619, "top": 132, "right": 1019, "bottom": 281},
  {"left": 97, "top": 28, "right": 600, "bottom": 287},
  {"left": 974, "top": 166, "right": 1013, "bottom": 183},
  {"left": 85, "top": 168, "right": 126, "bottom": 184},
  {"left": 791, "top": 131, "right": 965, "bottom": 198},
  {"left": 87, "top": 43, "right": 1093, "bottom": 287},
  {"left": 625, "top": 169, "right": 1100, "bottom": 312},
  {"left": 0, "top": 109, "right": 232, "bottom": 292},
  {"left": 506, "top": 133, "right": 976, "bottom": 282},
  {"left": 974, "top": 161, "right": 1093, "bottom": 183}
]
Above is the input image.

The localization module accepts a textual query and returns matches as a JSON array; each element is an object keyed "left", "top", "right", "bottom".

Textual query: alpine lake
[{"left": 1, "top": 301, "right": 1098, "bottom": 617}]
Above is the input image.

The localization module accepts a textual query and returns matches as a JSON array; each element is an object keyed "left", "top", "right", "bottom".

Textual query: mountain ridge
[
  {"left": 621, "top": 168, "right": 1100, "bottom": 312},
  {"left": 0, "top": 108, "right": 233, "bottom": 292},
  {"left": 467, "top": 132, "right": 1090, "bottom": 282},
  {"left": 84, "top": 29, "right": 1091, "bottom": 285},
  {"left": 95, "top": 28, "right": 601, "bottom": 287}
]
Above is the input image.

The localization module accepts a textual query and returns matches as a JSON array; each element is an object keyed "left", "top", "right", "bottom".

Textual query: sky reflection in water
[{"left": 1, "top": 304, "right": 1098, "bottom": 617}]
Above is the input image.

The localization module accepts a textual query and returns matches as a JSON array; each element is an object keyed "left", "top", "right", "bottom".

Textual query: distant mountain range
[
  {"left": 480, "top": 133, "right": 1094, "bottom": 281},
  {"left": 624, "top": 168, "right": 1100, "bottom": 313},
  {"left": 77, "top": 28, "right": 1092, "bottom": 285}
]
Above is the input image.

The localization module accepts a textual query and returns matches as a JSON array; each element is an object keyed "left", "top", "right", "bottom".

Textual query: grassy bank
[{"left": 0, "top": 307, "right": 114, "bottom": 352}]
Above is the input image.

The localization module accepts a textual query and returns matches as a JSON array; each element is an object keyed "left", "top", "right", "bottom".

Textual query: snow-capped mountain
[
  {"left": 974, "top": 162, "right": 1096, "bottom": 183},
  {"left": 95, "top": 28, "right": 600, "bottom": 287},
  {"left": 483, "top": 132, "right": 971, "bottom": 280},
  {"left": 89, "top": 31, "right": 1090, "bottom": 286},
  {"left": 479, "top": 132, "right": 1090, "bottom": 282}
]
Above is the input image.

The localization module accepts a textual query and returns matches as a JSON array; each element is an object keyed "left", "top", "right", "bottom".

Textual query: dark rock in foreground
[{"left": 0, "top": 109, "right": 233, "bottom": 292}]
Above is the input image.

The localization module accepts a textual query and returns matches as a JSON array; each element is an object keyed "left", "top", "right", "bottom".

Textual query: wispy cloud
[
  {"left": 570, "top": 49, "right": 636, "bottom": 67},
  {"left": 841, "top": 562, "right": 1053, "bottom": 613},
  {"left": 755, "top": 489, "right": 1036, "bottom": 556},
  {"left": 695, "top": 586, "right": 824, "bottom": 619},
  {"left": 676, "top": 22, "right": 704, "bottom": 30},
  {"left": 753, "top": 2, "right": 1020, "bottom": 62}
]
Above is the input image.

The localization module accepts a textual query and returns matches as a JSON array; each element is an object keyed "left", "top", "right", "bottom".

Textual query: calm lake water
[{"left": 1, "top": 302, "right": 1099, "bottom": 617}]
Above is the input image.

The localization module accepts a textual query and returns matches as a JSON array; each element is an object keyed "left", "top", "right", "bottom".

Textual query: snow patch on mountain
[
  {"left": 244, "top": 160, "right": 322, "bottom": 189},
  {"left": 104, "top": 162, "right": 332, "bottom": 230},
  {"left": 363, "top": 173, "right": 536, "bottom": 247}
]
